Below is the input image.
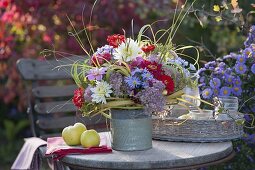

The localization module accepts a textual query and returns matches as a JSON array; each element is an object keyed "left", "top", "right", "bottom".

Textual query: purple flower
[
  {"left": 209, "top": 78, "right": 221, "bottom": 88},
  {"left": 96, "top": 45, "right": 114, "bottom": 55},
  {"left": 235, "top": 63, "right": 247, "bottom": 74},
  {"left": 87, "top": 67, "right": 107, "bottom": 81},
  {"left": 219, "top": 86, "right": 232, "bottom": 96},
  {"left": 236, "top": 54, "right": 246, "bottom": 63},
  {"left": 251, "top": 64, "right": 255, "bottom": 74},
  {"left": 199, "top": 76, "right": 205, "bottom": 83},
  {"left": 198, "top": 68, "right": 206, "bottom": 75},
  {"left": 243, "top": 47, "right": 253, "bottom": 58},
  {"left": 141, "top": 69, "right": 153, "bottom": 80},
  {"left": 225, "top": 74, "right": 234, "bottom": 84},
  {"left": 202, "top": 88, "right": 213, "bottom": 99},
  {"left": 232, "top": 86, "right": 242, "bottom": 96},
  {"left": 135, "top": 87, "right": 166, "bottom": 113},
  {"left": 244, "top": 114, "right": 252, "bottom": 122},
  {"left": 109, "top": 72, "right": 124, "bottom": 97},
  {"left": 233, "top": 76, "right": 242, "bottom": 86},
  {"left": 218, "top": 62, "right": 226, "bottom": 68},
  {"left": 84, "top": 86, "right": 92, "bottom": 101},
  {"left": 125, "top": 76, "right": 141, "bottom": 89},
  {"left": 204, "top": 61, "right": 216, "bottom": 69}
]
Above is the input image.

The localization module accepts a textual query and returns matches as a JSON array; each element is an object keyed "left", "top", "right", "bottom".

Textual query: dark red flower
[
  {"left": 91, "top": 53, "right": 111, "bottom": 66},
  {"left": 72, "top": 88, "right": 84, "bottom": 109},
  {"left": 157, "top": 75, "right": 175, "bottom": 94},
  {"left": 107, "top": 34, "right": 125, "bottom": 48},
  {"left": 140, "top": 60, "right": 163, "bottom": 77},
  {"left": 141, "top": 44, "right": 155, "bottom": 53}
]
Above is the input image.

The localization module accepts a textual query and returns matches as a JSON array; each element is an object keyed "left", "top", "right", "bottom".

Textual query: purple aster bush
[{"left": 198, "top": 25, "right": 255, "bottom": 153}]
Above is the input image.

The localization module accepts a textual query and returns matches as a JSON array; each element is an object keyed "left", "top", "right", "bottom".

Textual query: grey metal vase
[{"left": 110, "top": 109, "right": 152, "bottom": 151}]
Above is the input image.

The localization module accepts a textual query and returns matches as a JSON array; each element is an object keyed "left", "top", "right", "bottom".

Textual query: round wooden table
[{"left": 61, "top": 132, "right": 234, "bottom": 170}]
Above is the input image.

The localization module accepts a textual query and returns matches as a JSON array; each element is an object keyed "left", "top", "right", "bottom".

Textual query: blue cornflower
[
  {"left": 209, "top": 78, "right": 221, "bottom": 88},
  {"left": 251, "top": 64, "right": 255, "bottom": 74},
  {"left": 236, "top": 54, "right": 246, "bottom": 63},
  {"left": 202, "top": 88, "right": 213, "bottom": 99},
  {"left": 233, "top": 76, "right": 242, "bottom": 86},
  {"left": 235, "top": 63, "right": 247, "bottom": 74},
  {"left": 232, "top": 86, "right": 242, "bottom": 96},
  {"left": 131, "top": 68, "right": 143, "bottom": 76},
  {"left": 125, "top": 76, "right": 141, "bottom": 89},
  {"left": 219, "top": 86, "right": 232, "bottom": 96},
  {"left": 141, "top": 69, "right": 153, "bottom": 80}
]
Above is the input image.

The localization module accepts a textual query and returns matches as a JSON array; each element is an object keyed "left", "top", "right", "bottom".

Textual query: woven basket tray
[{"left": 152, "top": 106, "right": 244, "bottom": 142}]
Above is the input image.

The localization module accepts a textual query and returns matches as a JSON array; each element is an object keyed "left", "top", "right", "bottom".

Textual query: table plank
[{"left": 61, "top": 132, "right": 233, "bottom": 169}]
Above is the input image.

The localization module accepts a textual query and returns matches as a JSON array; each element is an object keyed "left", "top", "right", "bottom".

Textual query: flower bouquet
[{"left": 63, "top": 1, "right": 201, "bottom": 150}]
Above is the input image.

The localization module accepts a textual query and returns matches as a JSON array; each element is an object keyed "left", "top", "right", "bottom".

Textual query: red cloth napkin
[{"left": 45, "top": 132, "right": 112, "bottom": 160}]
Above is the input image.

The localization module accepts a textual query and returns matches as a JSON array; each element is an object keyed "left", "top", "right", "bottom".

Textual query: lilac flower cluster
[
  {"left": 135, "top": 85, "right": 166, "bottom": 114},
  {"left": 109, "top": 72, "right": 124, "bottom": 97}
]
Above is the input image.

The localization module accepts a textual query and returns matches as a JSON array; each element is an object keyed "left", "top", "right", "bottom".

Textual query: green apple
[
  {"left": 80, "top": 129, "right": 100, "bottom": 148},
  {"left": 62, "top": 122, "right": 87, "bottom": 146}
]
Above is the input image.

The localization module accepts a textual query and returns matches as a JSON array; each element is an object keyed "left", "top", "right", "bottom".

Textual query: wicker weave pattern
[{"left": 152, "top": 112, "right": 244, "bottom": 142}]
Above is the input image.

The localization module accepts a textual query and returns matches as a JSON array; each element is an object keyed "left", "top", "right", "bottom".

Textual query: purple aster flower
[
  {"left": 125, "top": 76, "right": 141, "bottom": 89},
  {"left": 219, "top": 86, "right": 232, "bottom": 96},
  {"left": 243, "top": 47, "right": 254, "bottom": 58},
  {"left": 232, "top": 86, "right": 242, "bottom": 96},
  {"left": 204, "top": 61, "right": 216, "bottom": 69},
  {"left": 251, "top": 64, "right": 255, "bottom": 74},
  {"left": 233, "top": 76, "right": 242, "bottom": 86},
  {"left": 218, "top": 62, "right": 226, "bottom": 68},
  {"left": 236, "top": 54, "right": 246, "bottom": 63},
  {"left": 235, "top": 63, "right": 247, "bottom": 74},
  {"left": 244, "top": 114, "right": 252, "bottom": 122},
  {"left": 198, "top": 68, "right": 206, "bottom": 75},
  {"left": 213, "top": 88, "right": 219, "bottom": 96},
  {"left": 225, "top": 74, "right": 234, "bottom": 84},
  {"left": 202, "top": 88, "right": 213, "bottom": 99},
  {"left": 199, "top": 76, "right": 205, "bottom": 83},
  {"left": 87, "top": 67, "right": 107, "bottom": 81},
  {"left": 209, "top": 78, "right": 221, "bottom": 88}
]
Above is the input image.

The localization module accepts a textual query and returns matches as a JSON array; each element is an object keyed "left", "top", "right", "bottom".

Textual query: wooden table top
[{"left": 61, "top": 132, "right": 233, "bottom": 170}]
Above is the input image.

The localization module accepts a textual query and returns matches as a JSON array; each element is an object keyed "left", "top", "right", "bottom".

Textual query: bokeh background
[{"left": 0, "top": 0, "right": 254, "bottom": 169}]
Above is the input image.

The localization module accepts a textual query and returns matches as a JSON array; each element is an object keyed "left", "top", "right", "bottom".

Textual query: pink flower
[{"left": 87, "top": 67, "right": 107, "bottom": 81}]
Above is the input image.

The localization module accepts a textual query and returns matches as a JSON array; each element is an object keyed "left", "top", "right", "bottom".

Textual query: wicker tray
[{"left": 152, "top": 106, "right": 244, "bottom": 142}]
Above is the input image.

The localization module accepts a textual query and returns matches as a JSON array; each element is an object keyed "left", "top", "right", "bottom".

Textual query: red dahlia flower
[
  {"left": 157, "top": 75, "right": 175, "bottom": 94},
  {"left": 141, "top": 44, "right": 155, "bottom": 53},
  {"left": 91, "top": 53, "right": 111, "bottom": 66},
  {"left": 72, "top": 88, "right": 85, "bottom": 109},
  {"left": 140, "top": 60, "right": 163, "bottom": 77},
  {"left": 107, "top": 34, "right": 125, "bottom": 48}
]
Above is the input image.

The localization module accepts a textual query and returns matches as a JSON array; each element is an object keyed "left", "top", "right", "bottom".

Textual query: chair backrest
[{"left": 16, "top": 57, "right": 107, "bottom": 139}]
